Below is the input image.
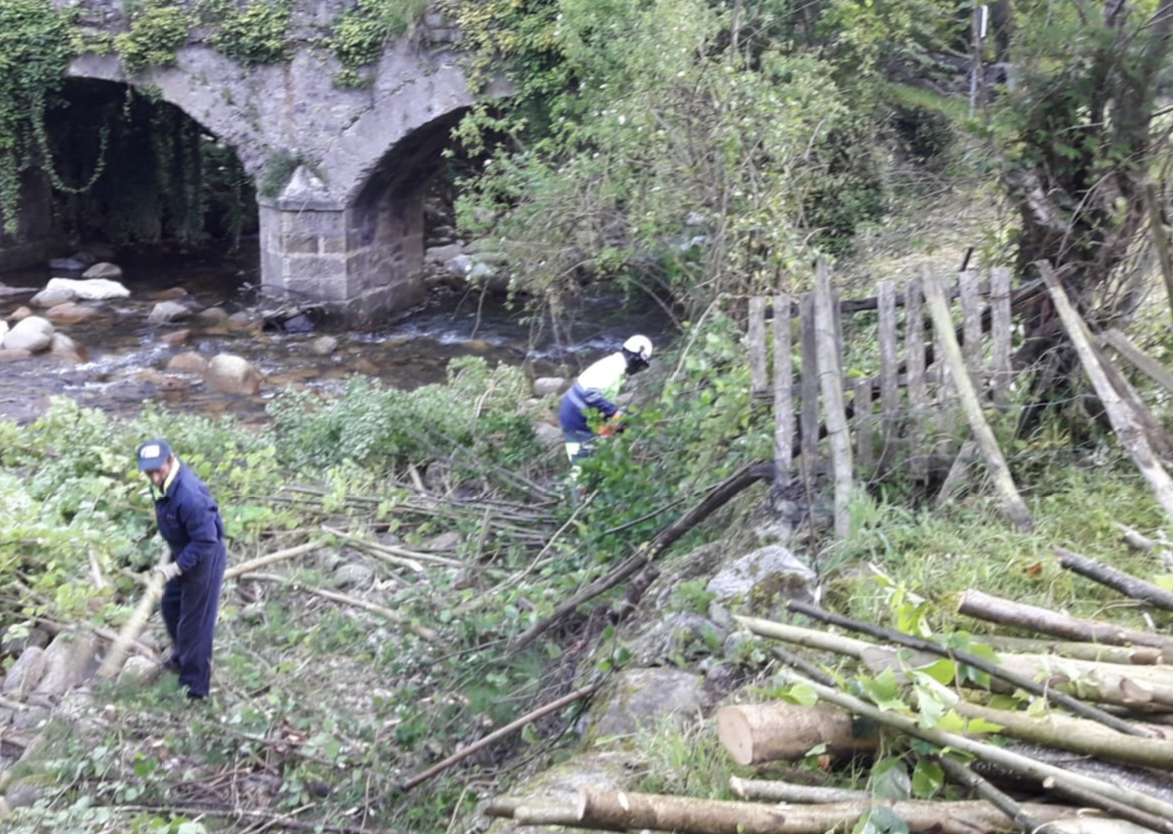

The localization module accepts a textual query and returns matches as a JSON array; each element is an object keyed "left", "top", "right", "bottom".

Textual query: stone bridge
[{"left": 19, "top": 0, "right": 501, "bottom": 322}]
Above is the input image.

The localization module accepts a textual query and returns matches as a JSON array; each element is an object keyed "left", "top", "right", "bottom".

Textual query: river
[{"left": 0, "top": 248, "right": 673, "bottom": 426}]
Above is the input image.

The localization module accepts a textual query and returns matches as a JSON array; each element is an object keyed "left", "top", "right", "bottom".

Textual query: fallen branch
[
  {"left": 400, "top": 684, "right": 597, "bottom": 792},
  {"left": 224, "top": 541, "right": 322, "bottom": 581},
  {"left": 97, "top": 553, "right": 169, "bottom": 679},
  {"left": 788, "top": 600, "right": 1153, "bottom": 737},
  {"left": 958, "top": 589, "right": 1173, "bottom": 650},
  {"left": 322, "top": 526, "right": 466, "bottom": 569},
  {"left": 574, "top": 787, "right": 1121, "bottom": 834},
  {"left": 512, "top": 463, "right": 772, "bottom": 650},
  {"left": 933, "top": 754, "right": 1062, "bottom": 834},
  {"left": 242, "top": 573, "right": 436, "bottom": 642},
  {"left": 1055, "top": 546, "right": 1173, "bottom": 612},
  {"left": 977, "top": 635, "right": 1161, "bottom": 666},
  {"left": 98, "top": 803, "right": 402, "bottom": 834},
  {"left": 728, "top": 776, "right": 868, "bottom": 804}
]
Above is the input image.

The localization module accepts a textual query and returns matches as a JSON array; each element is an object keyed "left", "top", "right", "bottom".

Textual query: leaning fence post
[{"left": 923, "top": 267, "right": 1034, "bottom": 532}]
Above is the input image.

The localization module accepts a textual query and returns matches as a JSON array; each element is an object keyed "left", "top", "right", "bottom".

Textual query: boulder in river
[
  {"left": 205, "top": 353, "right": 263, "bottom": 396},
  {"left": 1, "top": 316, "right": 53, "bottom": 353}
]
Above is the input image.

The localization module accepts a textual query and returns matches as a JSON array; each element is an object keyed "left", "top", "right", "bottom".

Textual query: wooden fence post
[
  {"left": 877, "top": 281, "right": 899, "bottom": 471},
  {"left": 1039, "top": 261, "right": 1173, "bottom": 520},
  {"left": 923, "top": 267, "right": 1034, "bottom": 532},
  {"left": 990, "top": 268, "right": 1013, "bottom": 408},
  {"left": 773, "top": 295, "right": 793, "bottom": 481},
  {"left": 749, "top": 297, "right": 768, "bottom": 396},
  {"left": 905, "top": 277, "right": 928, "bottom": 483},
  {"left": 814, "top": 259, "right": 852, "bottom": 538}
]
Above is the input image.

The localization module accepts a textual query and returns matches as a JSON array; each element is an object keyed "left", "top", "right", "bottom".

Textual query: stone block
[{"left": 281, "top": 234, "right": 320, "bottom": 255}]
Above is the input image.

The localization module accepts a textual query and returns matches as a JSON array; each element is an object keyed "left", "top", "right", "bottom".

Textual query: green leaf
[{"left": 911, "top": 758, "right": 944, "bottom": 798}]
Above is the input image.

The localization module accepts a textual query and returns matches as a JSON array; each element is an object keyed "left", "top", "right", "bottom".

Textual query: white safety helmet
[{"left": 622, "top": 334, "right": 653, "bottom": 362}]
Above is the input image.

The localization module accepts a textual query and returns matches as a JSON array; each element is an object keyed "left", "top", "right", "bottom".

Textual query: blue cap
[{"left": 136, "top": 439, "right": 172, "bottom": 471}]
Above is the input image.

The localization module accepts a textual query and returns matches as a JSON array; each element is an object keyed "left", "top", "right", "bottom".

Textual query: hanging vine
[{"left": 0, "top": 0, "right": 79, "bottom": 235}]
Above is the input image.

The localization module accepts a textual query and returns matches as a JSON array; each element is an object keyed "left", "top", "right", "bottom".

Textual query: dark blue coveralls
[{"left": 155, "top": 464, "right": 227, "bottom": 699}]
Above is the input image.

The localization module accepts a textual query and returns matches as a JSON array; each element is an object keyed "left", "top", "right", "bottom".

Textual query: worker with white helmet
[{"left": 559, "top": 335, "right": 653, "bottom": 473}]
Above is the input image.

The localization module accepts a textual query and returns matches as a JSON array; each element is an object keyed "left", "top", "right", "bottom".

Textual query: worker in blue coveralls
[
  {"left": 137, "top": 439, "right": 227, "bottom": 701},
  {"left": 559, "top": 335, "right": 653, "bottom": 478}
]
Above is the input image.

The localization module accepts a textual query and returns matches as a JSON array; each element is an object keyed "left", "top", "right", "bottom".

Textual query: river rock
[
  {"left": 9, "top": 306, "right": 32, "bottom": 321},
  {"left": 705, "top": 544, "right": 816, "bottom": 622},
  {"left": 0, "top": 321, "right": 6, "bottom": 342},
  {"left": 32, "top": 631, "right": 100, "bottom": 702},
  {"left": 0, "top": 348, "right": 32, "bottom": 364},
  {"left": 206, "top": 353, "right": 262, "bottom": 396},
  {"left": 49, "top": 332, "right": 86, "bottom": 364},
  {"left": 1, "top": 316, "right": 53, "bottom": 353},
  {"left": 310, "top": 335, "right": 338, "bottom": 355},
  {"left": 31, "top": 277, "right": 130, "bottom": 305},
  {"left": 145, "top": 287, "right": 189, "bottom": 301},
  {"left": 44, "top": 301, "right": 102, "bottom": 325},
  {"left": 82, "top": 262, "right": 123, "bottom": 280},
  {"left": 166, "top": 352, "right": 210, "bottom": 374},
  {"left": 138, "top": 368, "right": 193, "bottom": 391},
  {"left": 49, "top": 256, "right": 88, "bottom": 272},
  {"left": 196, "top": 307, "right": 229, "bottom": 324},
  {"left": 2, "top": 646, "right": 47, "bottom": 698},
  {"left": 583, "top": 667, "right": 708, "bottom": 740},
  {"left": 532, "top": 377, "right": 567, "bottom": 397},
  {"left": 148, "top": 300, "right": 193, "bottom": 324},
  {"left": 160, "top": 329, "right": 191, "bottom": 347}
]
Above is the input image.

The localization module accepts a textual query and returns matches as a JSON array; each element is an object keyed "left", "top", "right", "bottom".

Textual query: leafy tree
[{"left": 449, "top": 0, "right": 883, "bottom": 319}]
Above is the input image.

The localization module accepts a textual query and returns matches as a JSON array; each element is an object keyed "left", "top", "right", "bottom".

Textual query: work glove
[{"left": 155, "top": 562, "right": 183, "bottom": 582}]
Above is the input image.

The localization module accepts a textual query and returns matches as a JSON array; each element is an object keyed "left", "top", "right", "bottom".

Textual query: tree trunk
[{"left": 716, "top": 703, "right": 878, "bottom": 765}]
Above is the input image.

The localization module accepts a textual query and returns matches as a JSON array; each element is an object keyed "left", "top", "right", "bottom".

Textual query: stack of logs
[{"left": 487, "top": 537, "right": 1173, "bottom": 834}]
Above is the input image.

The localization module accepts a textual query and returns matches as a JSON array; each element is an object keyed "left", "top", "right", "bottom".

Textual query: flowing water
[{"left": 0, "top": 248, "right": 673, "bottom": 426}]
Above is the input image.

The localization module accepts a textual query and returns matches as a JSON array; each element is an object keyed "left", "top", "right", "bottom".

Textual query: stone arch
[{"left": 57, "top": 35, "right": 492, "bottom": 321}]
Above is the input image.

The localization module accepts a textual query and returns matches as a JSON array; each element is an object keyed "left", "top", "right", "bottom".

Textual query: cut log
[
  {"left": 575, "top": 788, "right": 1127, "bottom": 834},
  {"left": 775, "top": 668, "right": 1173, "bottom": 823},
  {"left": 993, "top": 652, "right": 1173, "bottom": 709},
  {"left": 957, "top": 589, "right": 1173, "bottom": 650},
  {"left": 789, "top": 599, "right": 1150, "bottom": 737},
  {"left": 1055, "top": 546, "right": 1173, "bottom": 613},
  {"left": 716, "top": 703, "right": 878, "bottom": 765},
  {"left": 951, "top": 700, "right": 1173, "bottom": 769},
  {"left": 978, "top": 636, "right": 1162, "bottom": 666}
]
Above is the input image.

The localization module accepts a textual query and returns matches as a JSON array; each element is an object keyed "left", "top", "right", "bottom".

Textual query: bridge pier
[{"left": 258, "top": 167, "right": 426, "bottom": 325}]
